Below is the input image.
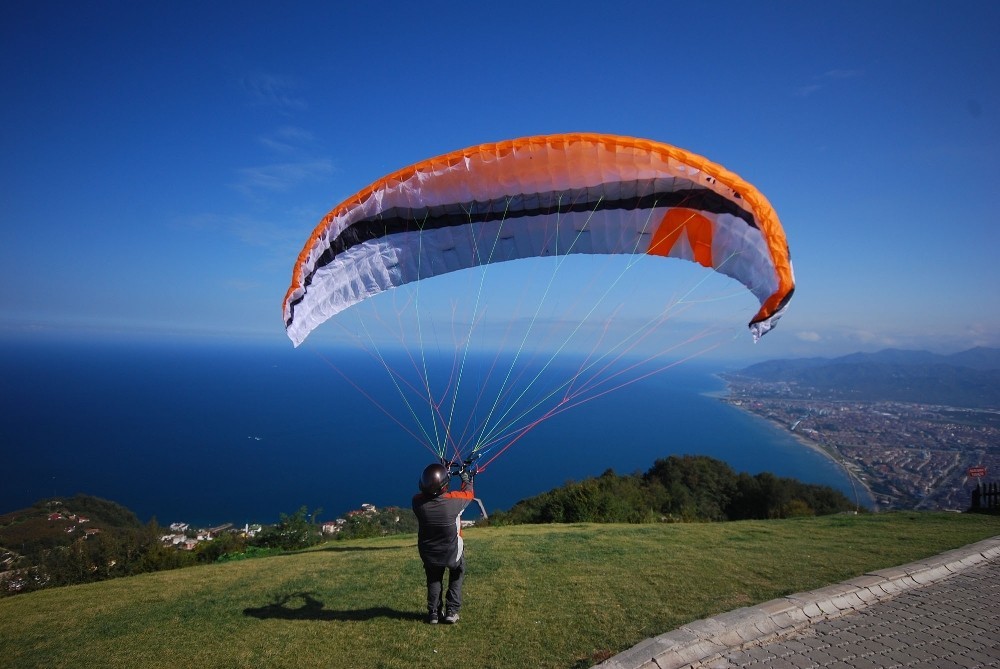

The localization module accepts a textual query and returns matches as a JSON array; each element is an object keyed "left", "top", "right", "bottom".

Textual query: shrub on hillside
[{"left": 490, "top": 455, "right": 858, "bottom": 525}]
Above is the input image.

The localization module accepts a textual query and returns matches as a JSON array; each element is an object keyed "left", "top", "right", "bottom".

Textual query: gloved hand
[{"left": 460, "top": 468, "right": 473, "bottom": 486}]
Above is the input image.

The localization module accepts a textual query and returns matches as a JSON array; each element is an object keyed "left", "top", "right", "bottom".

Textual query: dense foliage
[
  {"left": 0, "top": 498, "right": 420, "bottom": 597},
  {"left": 489, "top": 455, "right": 859, "bottom": 525},
  {"left": 0, "top": 495, "right": 194, "bottom": 596},
  {"left": 334, "top": 506, "right": 418, "bottom": 540},
  {"left": 251, "top": 506, "right": 324, "bottom": 551},
  {"left": 1, "top": 458, "right": 858, "bottom": 596}
]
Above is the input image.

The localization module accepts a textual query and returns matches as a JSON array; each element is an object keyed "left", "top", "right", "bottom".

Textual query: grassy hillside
[{"left": 1, "top": 513, "right": 997, "bottom": 669}]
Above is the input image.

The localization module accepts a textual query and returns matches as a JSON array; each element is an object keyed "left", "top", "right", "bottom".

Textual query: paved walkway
[{"left": 598, "top": 536, "right": 1000, "bottom": 669}]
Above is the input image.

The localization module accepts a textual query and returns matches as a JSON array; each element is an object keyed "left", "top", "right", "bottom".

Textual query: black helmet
[{"left": 419, "top": 463, "right": 450, "bottom": 496}]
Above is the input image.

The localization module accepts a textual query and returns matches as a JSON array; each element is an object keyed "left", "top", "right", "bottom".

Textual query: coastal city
[
  {"left": 154, "top": 378, "right": 998, "bottom": 548},
  {"left": 721, "top": 376, "right": 1000, "bottom": 511}
]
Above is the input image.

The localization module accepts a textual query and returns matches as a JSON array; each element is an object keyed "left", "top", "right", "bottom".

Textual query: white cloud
[
  {"left": 795, "top": 84, "right": 823, "bottom": 98},
  {"left": 824, "top": 68, "right": 863, "bottom": 80},
  {"left": 962, "top": 322, "right": 1000, "bottom": 348},
  {"left": 850, "top": 329, "right": 900, "bottom": 347},
  {"left": 233, "top": 126, "right": 333, "bottom": 197},
  {"left": 782, "top": 322, "right": 1000, "bottom": 358},
  {"left": 258, "top": 126, "right": 317, "bottom": 155},
  {"left": 225, "top": 278, "right": 262, "bottom": 292},
  {"left": 241, "top": 73, "right": 307, "bottom": 111},
  {"left": 178, "top": 213, "right": 302, "bottom": 251},
  {"left": 795, "top": 68, "right": 864, "bottom": 97},
  {"left": 235, "top": 159, "right": 333, "bottom": 195}
]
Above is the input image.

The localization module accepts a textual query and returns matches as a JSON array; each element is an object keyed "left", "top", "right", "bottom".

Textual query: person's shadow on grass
[{"left": 243, "top": 592, "right": 423, "bottom": 622}]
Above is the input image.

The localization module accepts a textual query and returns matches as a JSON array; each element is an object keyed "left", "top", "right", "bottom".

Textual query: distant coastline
[
  {"left": 709, "top": 376, "right": 875, "bottom": 510},
  {"left": 707, "top": 348, "right": 1000, "bottom": 511},
  {"left": 1, "top": 342, "right": 883, "bottom": 525}
]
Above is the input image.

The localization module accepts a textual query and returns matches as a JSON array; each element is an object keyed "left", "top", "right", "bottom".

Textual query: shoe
[
  {"left": 443, "top": 611, "right": 459, "bottom": 624},
  {"left": 426, "top": 611, "right": 439, "bottom": 624}
]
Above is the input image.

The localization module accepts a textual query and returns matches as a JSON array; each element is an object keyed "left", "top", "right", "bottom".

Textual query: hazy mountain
[
  {"left": 731, "top": 347, "right": 1000, "bottom": 408},
  {"left": 833, "top": 347, "right": 1000, "bottom": 370}
]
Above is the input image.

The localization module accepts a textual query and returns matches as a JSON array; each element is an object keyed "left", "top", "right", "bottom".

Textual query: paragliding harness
[
  {"left": 443, "top": 454, "right": 488, "bottom": 520},
  {"left": 445, "top": 454, "right": 479, "bottom": 483}
]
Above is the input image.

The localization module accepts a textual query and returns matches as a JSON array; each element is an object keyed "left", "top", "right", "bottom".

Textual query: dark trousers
[{"left": 424, "top": 556, "right": 465, "bottom": 614}]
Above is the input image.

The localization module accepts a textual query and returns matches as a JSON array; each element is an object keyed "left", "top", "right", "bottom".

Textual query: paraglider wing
[{"left": 282, "top": 133, "right": 794, "bottom": 347}]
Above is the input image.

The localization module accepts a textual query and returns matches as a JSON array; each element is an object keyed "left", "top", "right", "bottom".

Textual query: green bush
[{"left": 492, "top": 455, "right": 858, "bottom": 525}]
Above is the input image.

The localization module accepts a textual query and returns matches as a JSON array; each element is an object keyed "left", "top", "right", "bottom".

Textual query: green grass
[{"left": 1, "top": 512, "right": 997, "bottom": 669}]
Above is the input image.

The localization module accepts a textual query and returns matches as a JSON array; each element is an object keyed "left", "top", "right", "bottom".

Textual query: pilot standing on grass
[{"left": 412, "top": 462, "right": 474, "bottom": 624}]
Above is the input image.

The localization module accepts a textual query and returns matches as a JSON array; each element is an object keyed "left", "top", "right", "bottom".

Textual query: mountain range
[{"left": 730, "top": 347, "right": 1000, "bottom": 408}]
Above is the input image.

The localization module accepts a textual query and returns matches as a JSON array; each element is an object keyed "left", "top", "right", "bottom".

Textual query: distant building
[{"left": 241, "top": 523, "right": 262, "bottom": 537}]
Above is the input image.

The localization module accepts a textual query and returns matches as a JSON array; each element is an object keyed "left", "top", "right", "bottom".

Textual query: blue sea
[{"left": 0, "top": 339, "right": 870, "bottom": 526}]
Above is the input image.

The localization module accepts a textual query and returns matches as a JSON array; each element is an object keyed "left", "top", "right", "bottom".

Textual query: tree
[
  {"left": 195, "top": 531, "right": 247, "bottom": 563},
  {"left": 645, "top": 455, "right": 737, "bottom": 521},
  {"left": 493, "top": 455, "right": 857, "bottom": 525},
  {"left": 252, "top": 507, "right": 323, "bottom": 550}
]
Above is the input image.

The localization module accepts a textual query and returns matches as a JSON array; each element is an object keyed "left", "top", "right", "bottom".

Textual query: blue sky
[{"left": 2, "top": 0, "right": 998, "bottom": 360}]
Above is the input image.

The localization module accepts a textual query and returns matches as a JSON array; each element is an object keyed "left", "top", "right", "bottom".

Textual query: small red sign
[{"left": 968, "top": 466, "right": 987, "bottom": 478}]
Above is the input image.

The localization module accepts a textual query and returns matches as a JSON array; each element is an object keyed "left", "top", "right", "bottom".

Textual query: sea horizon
[{"left": 1, "top": 338, "right": 871, "bottom": 526}]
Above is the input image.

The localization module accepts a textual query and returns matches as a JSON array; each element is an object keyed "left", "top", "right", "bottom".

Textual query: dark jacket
[{"left": 412, "top": 485, "right": 474, "bottom": 568}]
